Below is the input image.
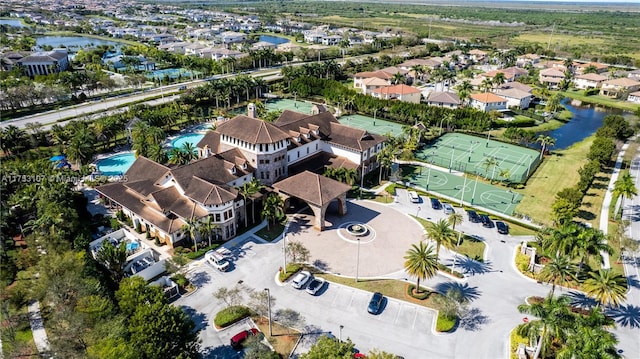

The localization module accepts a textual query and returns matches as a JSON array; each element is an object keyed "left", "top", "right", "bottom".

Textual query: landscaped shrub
[
  {"left": 184, "top": 243, "right": 220, "bottom": 260},
  {"left": 407, "top": 284, "right": 431, "bottom": 300},
  {"left": 171, "top": 273, "right": 189, "bottom": 289},
  {"left": 515, "top": 247, "right": 531, "bottom": 273},
  {"left": 109, "top": 217, "right": 122, "bottom": 231},
  {"left": 437, "top": 263, "right": 464, "bottom": 278},
  {"left": 279, "top": 263, "right": 303, "bottom": 282},
  {"left": 436, "top": 312, "right": 457, "bottom": 332},
  {"left": 214, "top": 306, "right": 252, "bottom": 328},
  {"left": 385, "top": 183, "right": 398, "bottom": 195}
]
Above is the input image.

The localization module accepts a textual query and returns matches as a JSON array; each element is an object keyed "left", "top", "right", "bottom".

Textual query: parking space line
[{"left": 411, "top": 307, "right": 419, "bottom": 329}]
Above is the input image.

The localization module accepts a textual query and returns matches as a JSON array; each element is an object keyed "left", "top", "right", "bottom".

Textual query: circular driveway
[{"left": 285, "top": 200, "right": 424, "bottom": 277}]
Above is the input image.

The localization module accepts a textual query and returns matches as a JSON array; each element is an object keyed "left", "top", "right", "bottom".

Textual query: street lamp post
[
  {"left": 355, "top": 238, "right": 361, "bottom": 283},
  {"left": 486, "top": 128, "right": 492, "bottom": 147},
  {"left": 451, "top": 231, "right": 464, "bottom": 274},
  {"left": 509, "top": 190, "right": 516, "bottom": 204},
  {"left": 459, "top": 175, "right": 468, "bottom": 207},
  {"left": 449, "top": 146, "right": 455, "bottom": 173},
  {"left": 373, "top": 108, "right": 377, "bottom": 126},
  {"left": 282, "top": 234, "right": 287, "bottom": 271},
  {"left": 264, "top": 288, "right": 273, "bottom": 336},
  {"left": 471, "top": 173, "right": 479, "bottom": 205},
  {"left": 416, "top": 206, "right": 421, "bottom": 217},
  {"left": 339, "top": 325, "right": 344, "bottom": 341},
  {"left": 439, "top": 117, "right": 446, "bottom": 135},
  {"left": 426, "top": 152, "right": 434, "bottom": 191}
]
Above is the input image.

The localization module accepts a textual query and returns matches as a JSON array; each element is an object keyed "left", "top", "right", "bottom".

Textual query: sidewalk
[
  {"left": 599, "top": 136, "right": 635, "bottom": 269},
  {"left": 27, "top": 300, "right": 50, "bottom": 356}
]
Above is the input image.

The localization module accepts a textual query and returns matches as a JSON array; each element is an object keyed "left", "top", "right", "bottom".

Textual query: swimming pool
[
  {"left": 171, "top": 133, "right": 205, "bottom": 149},
  {"left": 96, "top": 152, "right": 136, "bottom": 176}
]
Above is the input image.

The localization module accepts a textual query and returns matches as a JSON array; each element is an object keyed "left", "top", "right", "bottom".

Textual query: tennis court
[
  {"left": 400, "top": 164, "right": 522, "bottom": 215},
  {"left": 264, "top": 98, "right": 314, "bottom": 114},
  {"left": 337, "top": 114, "right": 404, "bottom": 137},
  {"left": 416, "top": 133, "right": 540, "bottom": 183}
]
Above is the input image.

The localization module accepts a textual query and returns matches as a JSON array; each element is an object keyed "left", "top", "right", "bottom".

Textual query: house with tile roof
[
  {"left": 628, "top": 91, "right": 640, "bottom": 104},
  {"left": 539, "top": 68, "right": 566, "bottom": 88},
  {"left": 15, "top": 49, "right": 69, "bottom": 77},
  {"left": 600, "top": 78, "right": 640, "bottom": 98},
  {"left": 469, "top": 93, "right": 508, "bottom": 112},
  {"left": 371, "top": 84, "right": 422, "bottom": 103},
  {"left": 494, "top": 88, "right": 533, "bottom": 109},
  {"left": 573, "top": 62, "right": 608, "bottom": 75},
  {"left": 426, "top": 91, "right": 461, "bottom": 109},
  {"left": 574, "top": 73, "right": 608, "bottom": 90}
]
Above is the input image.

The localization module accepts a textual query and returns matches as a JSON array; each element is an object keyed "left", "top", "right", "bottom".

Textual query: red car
[
  {"left": 354, "top": 353, "right": 366, "bottom": 358},
  {"left": 230, "top": 328, "right": 260, "bottom": 349}
]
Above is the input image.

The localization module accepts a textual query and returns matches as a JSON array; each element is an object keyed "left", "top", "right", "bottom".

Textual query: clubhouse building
[{"left": 96, "top": 105, "right": 385, "bottom": 247}]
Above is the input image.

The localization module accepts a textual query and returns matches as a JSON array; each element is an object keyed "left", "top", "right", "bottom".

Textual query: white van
[
  {"left": 408, "top": 191, "right": 420, "bottom": 203},
  {"left": 205, "top": 250, "right": 230, "bottom": 272}
]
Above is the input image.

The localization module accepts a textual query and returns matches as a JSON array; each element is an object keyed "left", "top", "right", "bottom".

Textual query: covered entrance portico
[{"left": 273, "top": 170, "right": 351, "bottom": 230}]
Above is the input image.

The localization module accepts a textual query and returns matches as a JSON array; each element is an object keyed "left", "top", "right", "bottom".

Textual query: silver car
[{"left": 291, "top": 271, "right": 311, "bottom": 289}]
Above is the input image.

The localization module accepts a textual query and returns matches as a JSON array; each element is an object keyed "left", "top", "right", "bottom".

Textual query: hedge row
[{"left": 214, "top": 305, "right": 252, "bottom": 328}]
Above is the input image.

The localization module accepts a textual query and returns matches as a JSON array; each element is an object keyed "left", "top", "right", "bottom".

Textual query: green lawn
[
  {"left": 517, "top": 136, "right": 594, "bottom": 225},
  {"left": 413, "top": 216, "right": 486, "bottom": 262},
  {"left": 254, "top": 223, "right": 285, "bottom": 242},
  {"left": 561, "top": 90, "right": 640, "bottom": 112}
]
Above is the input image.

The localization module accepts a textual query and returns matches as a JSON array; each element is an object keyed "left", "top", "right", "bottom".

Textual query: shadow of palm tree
[
  {"left": 434, "top": 282, "right": 482, "bottom": 302},
  {"left": 189, "top": 270, "right": 211, "bottom": 287},
  {"left": 445, "top": 257, "right": 493, "bottom": 276},
  {"left": 606, "top": 304, "right": 640, "bottom": 328},
  {"left": 312, "top": 259, "right": 330, "bottom": 272},
  {"left": 459, "top": 307, "right": 490, "bottom": 331},
  {"left": 626, "top": 275, "right": 640, "bottom": 290},
  {"left": 180, "top": 305, "right": 209, "bottom": 331},
  {"left": 566, "top": 291, "right": 598, "bottom": 309}
]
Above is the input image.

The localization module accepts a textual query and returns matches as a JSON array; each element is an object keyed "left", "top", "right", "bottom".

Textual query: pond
[
  {"left": 538, "top": 98, "right": 626, "bottom": 150},
  {"left": 0, "top": 19, "right": 25, "bottom": 28},
  {"left": 35, "top": 36, "right": 123, "bottom": 52},
  {"left": 259, "top": 35, "right": 290, "bottom": 46}
]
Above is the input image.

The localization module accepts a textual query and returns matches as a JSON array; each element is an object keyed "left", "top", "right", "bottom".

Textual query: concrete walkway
[
  {"left": 599, "top": 138, "right": 634, "bottom": 269},
  {"left": 27, "top": 300, "right": 50, "bottom": 356}
]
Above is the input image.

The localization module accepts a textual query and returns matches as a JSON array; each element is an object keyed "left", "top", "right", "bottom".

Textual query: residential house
[
  {"left": 539, "top": 68, "right": 566, "bottom": 88},
  {"left": 516, "top": 53, "right": 541, "bottom": 68},
  {"left": 573, "top": 62, "right": 608, "bottom": 75},
  {"left": 370, "top": 84, "right": 422, "bottom": 103},
  {"left": 321, "top": 35, "right": 342, "bottom": 46},
  {"left": 184, "top": 43, "right": 207, "bottom": 56},
  {"left": 251, "top": 41, "right": 277, "bottom": 50},
  {"left": 0, "top": 51, "right": 29, "bottom": 72},
  {"left": 498, "top": 82, "right": 533, "bottom": 94},
  {"left": 304, "top": 31, "right": 326, "bottom": 44},
  {"left": 200, "top": 48, "right": 245, "bottom": 61},
  {"left": 469, "top": 93, "right": 508, "bottom": 112},
  {"left": 16, "top": 49, "right": 69, "bottom": 77},
  {"left": 627, "top": 69, "right": 640, "bottom": 81},
  {"left": 353, "top": 70, "right": 393, "bottom": 93},
  {"left": 573, "top": 73, "right": 608, "bottom": 90},
  {"left": 628, "top": 91, "right": 640, "bottom": 104},
  {"left": 494, "top": 88, "right": 533, "bottom": 109},
  {"left": 481, "top": 67, "right": 527, "bottom": 83},
  {"left": 158, "top": 42, "right": 191, "bottom": 54},
  {"left": 426, "top": 91, "right": 461, "bottom": 109},
  {"left": 468, "top": 49, "right": 488, "bottom": 63},
  {"left": 218, "top": 31, "right": 246, "bottom": 45},
  {"left": 600, "top": 78, "right": 640, "bottom": 98}
]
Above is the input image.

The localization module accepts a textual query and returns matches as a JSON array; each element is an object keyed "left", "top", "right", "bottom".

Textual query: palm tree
[
  {"left": 426, "top": 219, "right": 456, "bottom": 262},
  {"left": 261, "top": 193, "right": 285, "bottom": 230},
  {"left": 376, "top": 146, "right": 394, "bottom": 184},
  {"left": 536, "top": 135, "right": 556, "bottom": 160},
  {"left": 573, "top": 228, "right": 613, "bottom": 276},
  {"left": 480, "top": 77, "right": 493, "bottom": 93},
  {"left": 168, "top": 148, "right": 188, "bottom": 165},
  {"left": 498, "top": 168, "right": 511, "bottom": 184},
  {"left": 583, "top": 269, "right": 628, "bottom": 307},
  {"left": 237, "top": 182, "right": 255, "bottom": 228},
  {"left": 456, "top": 80, "right": 472, "bottom": 106},
  {"left": 538, "top": 254, "right": 577, "bottom": 296},
  {"left": 545, "top": 93, "right": 563, "bottom": 113},
  {"left": 482, "top": 156, "right": 498, "bottom": 182},
  {"left": 492, "top": 72, "right": 506, "bottom": 88},
  {"left": 517, "top": 295, "right": 573, "bottom": 359},
  {"left": 181, "top": 142, "right": 198, "bottom": 162},
  {"left": 391, "top": 72, "right": 406, "bottom": 85},
  {"left": 447, "top": 213, "right": 463, "bottom": 232},
  {"left": 410, "top": 65, "right": 424, "bottom": 81},
  {"left": 613, "top": 172, "right": 638, "bottom": 219},
  {"left": 197, "top": 216, "right": 217, "bottom": 248},
  {"left": 556, "top": 325, "right": 621, "bottom": 359},
  {"left": 65, "top": 124, "right": 96, "bottom": 167},
  {"left": 245, "top": 178, "right": 264, "bottom": 225},
  {"left": 96, "top": 240, "right": 128, "bottom": 282},
  {"left": 147, "top": 144, "right": 167, "bottom": 164},
  {"left": 403, "top": 241, "right": 438, "bottom": 294},
  {"left": 181, "top": 218, "right": 199, "bottom": 253}
]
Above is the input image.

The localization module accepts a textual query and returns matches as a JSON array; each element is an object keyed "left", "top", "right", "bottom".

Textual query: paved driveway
[{"left": 287, "top": 200, "right": 424, "bottom": 277}]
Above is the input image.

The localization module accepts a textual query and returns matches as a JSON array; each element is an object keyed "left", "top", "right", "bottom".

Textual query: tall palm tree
[
  {"left": 197, "top": 216, "right": 217, "bottom": 248},
  {"left": 482, "top": 156, "right": 498, "bottom": 182},
  {"left": 426, "top": 219, "right": 456, "bottom": 262},
  {"left": 538, "top": 254, "right": 577, "bottom": 296},
  {"left": 498, "top": 168, "right": 511, "bottom": 184},
  {"left": 410, "top": 65, "right": 424, "bottom": 81},
  {"left": 492, "top": 72, "right": 506, "bottom": 88},
  {"left": 168, "top": 148, "right": 188, "bottom": 165},
  {"left": 573, "top": 228, "right": 613, "bottom": 276},
  {"left": 403, "top": 241, "right": 438, "bottom": 294},
  {"left": 181, "top": 142, "right": 198, "bottom": 162},
  {"left": 556, "top": 325, "right": 621, "bottom": 359},
  {"left": 261, "top": 193, "right": 285, "bottom": 230},
  {"left": 181, "top": 218, "right": 199, "bottom": 252},
  {"left": 65, "top": 124, "right": 96, "bottom": 167},
  {"left": 447, "top": 213, "right": 463, "bottom": 232},
  {"left": 376, "top": 146, "right": 394, "bottom": 184},
  {"left": 517, "top": 295, "right": 573, "bottom": 359},
  {"left": 583, "top": 269, "right": 628, "bottom": 307},
  {"left": 95, "top": 241, "right": 128, "bottom": 282},
  {"left": 613, "top": 172, "right": 638, "bottom": 219},
  {"left": 237, "top": 181, "right": 256, "bottom": 228},
  {"left": 246, "top": 178, "right": 264, "bottom": 225},
  {"left": 480, "top": 77, "right": 493, "bottom": 93},
  {"left": 536, "top": 135, "right": 556, "bottom": 160},
  {"left": 391, "top": 72, "right": 406, "bottom": 85},
  {"left": 456, "top": 80, "right": 472, "bottom": 106}
]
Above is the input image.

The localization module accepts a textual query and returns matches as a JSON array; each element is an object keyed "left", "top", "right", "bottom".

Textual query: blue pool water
[
  {"left": 171, "top": 133, "right": 205, "bottom": 149},
  {"left": 96, "top": 153, "right": 136, "bottom": 176},
  {"left": 259, "top": 35, "right": 290, "bottom": 45}
]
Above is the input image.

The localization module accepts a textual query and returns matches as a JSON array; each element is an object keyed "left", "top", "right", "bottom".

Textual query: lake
[
  {"left": 540, "top": 98, "right": 626, "bottom": 150},
  {"left": 0, "top": 19, "right": 25, "bottom": 28},
  {"left": 35, "top": 36, "right": 123, "bottom": 52},
  {"left": 259, "top": 35, "right": 290, "bottom": 46}
]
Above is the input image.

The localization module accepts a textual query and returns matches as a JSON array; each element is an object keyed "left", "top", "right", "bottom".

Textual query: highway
[{"left": 0, "top": 69, "right": 281, "bottom": 131}]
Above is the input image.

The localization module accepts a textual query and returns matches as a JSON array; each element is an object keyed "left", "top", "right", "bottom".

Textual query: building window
[
  {"left": 266, "top": 172, "right": 270, "bottom": 179},
  {"left": 215, "top": 213, "right": 221, "bottom": 221},
  {"left": 261, "top": 172, "right": 264, "bottom": 179},
  {"left": 288, "top": 155, "right": 290, "bottom": 162}
]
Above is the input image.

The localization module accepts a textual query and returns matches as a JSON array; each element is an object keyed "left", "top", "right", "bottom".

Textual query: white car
[
  {"left": 306, "top": 277, "right": 326, "bottom": 295},
  {"left": 442, "top": 203, "right": 455, "bottom": 215},
  {"left": 291, "top": 270, "right": 312, "bottom": 289},
  {"left": 205, "top": 250, "right": 230, "bottom": 272}
]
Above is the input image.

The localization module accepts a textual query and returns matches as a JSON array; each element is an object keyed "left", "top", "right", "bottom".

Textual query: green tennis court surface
[
  {"left": 265, "top": 98, "right": 314, "bottom": 113},
  {"left": 337, "top": 114, "right": 404, "bottom": 137},
  {"left": 416, "top": 133, "right": 540, "bottom": 183},
  {"left": 401, "top": 164, "right": 522, "bottom": 215}
]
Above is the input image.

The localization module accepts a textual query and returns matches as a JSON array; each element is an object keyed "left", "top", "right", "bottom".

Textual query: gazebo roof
[{"left": 273, "top": 171, "right": 351, "bottom": 207}]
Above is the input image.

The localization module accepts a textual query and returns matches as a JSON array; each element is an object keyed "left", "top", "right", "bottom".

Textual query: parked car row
[
  {"left": 291, "top": 270, "right": 327, "bottom": 295},
  {"left": 466, "top": 210, "right": 509, "bottom": 234}
]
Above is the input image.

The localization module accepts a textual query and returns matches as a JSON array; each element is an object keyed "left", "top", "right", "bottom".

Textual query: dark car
[
  {"left": 496, "top": 221, "right": 509, "bottom": 234},
  {"left": 430, "top": 197, "right": 441, "bottom": 210},
  {"left": 230, "top": 328, "right": 260, "bottom": 349},
  {"left": 466, "top": 210, "right": 481, "bottom": 223},
  {"left": 480, "top": 214, "right": 494, "bottom": 228},
  {"left": 367, "top": 292, "right": 384, "bottom": 314}
]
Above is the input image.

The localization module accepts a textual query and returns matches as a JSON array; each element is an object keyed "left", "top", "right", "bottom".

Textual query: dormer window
[
  {"left": 230, "top": 167, "right": 236, "bottom": 174},
  {"left": 305, "top": 133, "right": 310, "bottom": 139},
  {"left": 243, "top": 162, "right": 247, "bottom": 169}
]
